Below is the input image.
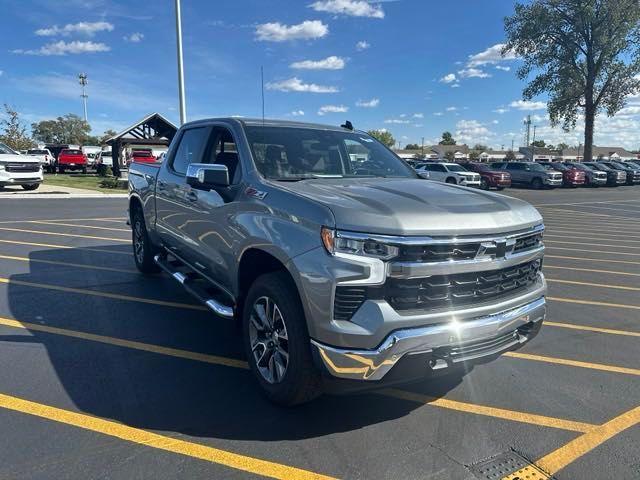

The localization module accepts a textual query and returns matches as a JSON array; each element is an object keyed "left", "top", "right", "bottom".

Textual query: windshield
[
  {"left": 62, "top": 149, "right": 82, "bottom": 155},
  {"left": 570, "top": 163, "right": 592, "bottom": 172},
  {"left": 27, "top": 149, "right": 48, "bottom": 155},
  {"left": 0, "top": 143, "right": 17, "bottom": 155},
  {"left": 244, "top": 126, "right": 417, "bottom": 180},
  {"left": 529, "top": 163, "right": 547, "bottom": 172},
  {"left": 445, "top": 164, "right": 468, "bottom": 173},
  {"left": 134, "top": 151, "right": 153, "bottom": 156},
  {"left": 588, "top": 163, "right": 611, "bottom": 171}
]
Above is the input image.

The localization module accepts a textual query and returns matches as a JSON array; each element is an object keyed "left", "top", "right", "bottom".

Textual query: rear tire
[
  {"left": 243, "top": 271, "right": 322, "bottom": 406},
  {"left": 496, "top": 187, "right": 505, "bottom": 191},
  {"left": 58, "top": 166, "right": 65, "bottom": 174},
  {"left": 81, "top": 167, "right": 87, "bottom": 174},
  {"left": 21, "top": 184, "right": 39, "bottom": 191},
  {"left": 131, "top": 207, "right": 161, "bottom": 274}
]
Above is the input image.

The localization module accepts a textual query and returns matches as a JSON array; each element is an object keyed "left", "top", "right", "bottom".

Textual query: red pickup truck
[
  {"left": 57, "top": 149, "right": 87, "bottom": 174},
  {"left": 130, "top": 150, "right": 156, "bottom": 164}
]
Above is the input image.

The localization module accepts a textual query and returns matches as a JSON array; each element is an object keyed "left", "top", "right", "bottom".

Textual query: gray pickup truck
[{"left": 128, "top": 118, "right": 547, "bottom": 405}]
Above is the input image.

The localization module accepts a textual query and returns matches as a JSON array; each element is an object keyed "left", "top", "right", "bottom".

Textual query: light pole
[
  {"left": 78, "top": 73, "right": 88, "bottom": 123},
  {"left": 175, "top": 0, "right": 187, "bottom": 125}
]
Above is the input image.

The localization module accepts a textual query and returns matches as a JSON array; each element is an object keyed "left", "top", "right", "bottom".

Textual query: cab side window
[{"left": 171, "top": 127, "right": 209, "bottom": 175}]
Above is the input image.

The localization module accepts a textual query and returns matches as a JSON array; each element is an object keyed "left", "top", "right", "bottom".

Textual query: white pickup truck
[{"left": 0, "top": 143, "right": 43, "bottom": 190}]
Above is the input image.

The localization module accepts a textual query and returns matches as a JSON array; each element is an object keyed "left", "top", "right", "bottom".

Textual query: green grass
[{"left": 43, "top": 174, "right": 127, "bottom": 192}]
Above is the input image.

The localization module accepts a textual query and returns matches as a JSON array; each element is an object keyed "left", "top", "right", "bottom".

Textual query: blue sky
[{"left": 2, "top": 0, "right": 639, "bottom": 149}]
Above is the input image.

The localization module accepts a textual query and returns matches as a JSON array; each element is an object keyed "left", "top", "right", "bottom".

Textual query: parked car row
[{"left": 409, "top": 159, "right": 640, "bottom": 190}]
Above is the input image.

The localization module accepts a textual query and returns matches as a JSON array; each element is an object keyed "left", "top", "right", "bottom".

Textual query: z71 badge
[{"left": 245, "top": 187, "right": 268, "bottom": 200}]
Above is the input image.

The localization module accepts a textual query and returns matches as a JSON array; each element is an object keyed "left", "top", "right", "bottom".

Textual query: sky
[{"left": 1, "top": 0, "right": 639, "bottom": 150}]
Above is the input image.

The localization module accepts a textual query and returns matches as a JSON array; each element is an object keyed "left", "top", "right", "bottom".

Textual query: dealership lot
[{"left": 0, "top": 187, "right": 639, "bottom": 480}]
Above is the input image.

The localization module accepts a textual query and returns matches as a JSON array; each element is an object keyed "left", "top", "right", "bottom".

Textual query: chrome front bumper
[{"left": 311, "top": 296, "right": 546, "bottom": 381}]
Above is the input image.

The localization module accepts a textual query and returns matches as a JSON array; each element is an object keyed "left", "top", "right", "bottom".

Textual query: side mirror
[
  {"left": 186, "top": 163, "right": 229, "bottom": 189},
  {"left": 417, "top": 171, "right": 430, "bottom": 179}
]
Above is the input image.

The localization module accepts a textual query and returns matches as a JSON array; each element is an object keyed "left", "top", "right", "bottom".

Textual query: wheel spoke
[
  {"left": 251, "top": 341, "right": 269, "bottom": 366},
  {"left": 253, "top": 302, "right": 270, "bottom": 330},
  {"left": 250, "top": 314, "right": 264, "bottom": 332}
]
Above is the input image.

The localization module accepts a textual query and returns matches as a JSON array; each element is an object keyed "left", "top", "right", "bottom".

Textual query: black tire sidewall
[{"left": 132, "top": 209, "right": 160, "bottom": 273}]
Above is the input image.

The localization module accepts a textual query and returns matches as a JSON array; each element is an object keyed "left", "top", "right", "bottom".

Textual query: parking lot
[{"left": 0, "top": 186, "right": 639, "bottom": 480}]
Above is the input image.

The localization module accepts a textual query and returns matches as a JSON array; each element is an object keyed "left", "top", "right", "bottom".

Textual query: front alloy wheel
[{"left": 249, "top": 296, "right": 289, "bottom": 384}]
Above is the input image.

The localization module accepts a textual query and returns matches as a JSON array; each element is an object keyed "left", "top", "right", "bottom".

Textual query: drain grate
[{"left": 470, "top": 451, "right": 550, "bottom": 480}]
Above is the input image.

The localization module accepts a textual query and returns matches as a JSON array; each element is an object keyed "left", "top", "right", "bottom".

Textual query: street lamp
[{"left": 175, "top": 0, "right": 187, "bottom": 125}]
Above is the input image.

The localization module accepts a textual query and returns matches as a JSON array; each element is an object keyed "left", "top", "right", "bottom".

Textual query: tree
[
  {"left": 504, "top": 1, "right": 640, "bottom": 162},
  {"left": 444, "top": 151, "right": 455, "bottom": 161},
  {"left": 439, "top": 131, "right": 456, "bottom": 145},
  {"left": 31, "top": 114, "right": 91, "bottom": 145},
  {"left": 0, "top": 104, "right": 35, "bottom": 150},
  {"left": 473, "top": 144, "right": 488, "bottom": 152},
  {"left": 505, "top": 150, "right": 517, "bottom": 161},
  {"left": 531, "top": 140, "right": 546, "bottom": 148},
  {"left": 405, "top": 143, "right": 421, "bottom": 150},
  {"left": 469, "top": 151, "right": 480, "bottom": 161},
  {"left": 556, "top": 142, "right": 569, "bottom": 150},
  {"left": 367, "top": 129, "right": 395, "bottom": 148}
]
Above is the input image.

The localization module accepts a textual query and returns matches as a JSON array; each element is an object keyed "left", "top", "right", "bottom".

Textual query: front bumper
[
  {"left": 0, "top": 170, "right": 43, "bottom": 186},
  {"left": 312, "top": 295, "right": 545, "bottom": 381},
  {"left": 544, "top": 177, "right": 563, "bottom": 186}
]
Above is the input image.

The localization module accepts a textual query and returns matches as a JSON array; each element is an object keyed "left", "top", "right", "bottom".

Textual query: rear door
[
  {"left": 423, "top": 163, "right": 447, "bottom": 181},
  {"left": 505, "top": 163, "right": 525, "bottom": 183},
  {"left": 155, "top": 125, "right": 211, "bottom": 255}
]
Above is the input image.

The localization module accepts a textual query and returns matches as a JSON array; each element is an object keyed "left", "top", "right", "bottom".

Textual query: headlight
[{"left": 321, "top": 227, "right": 399, "bottom": 260}]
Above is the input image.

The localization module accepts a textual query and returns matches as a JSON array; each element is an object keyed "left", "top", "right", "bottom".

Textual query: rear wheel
[
  {"left": 496, "top": 186, "right": 505, "bottom": 191},
  {"left": 243, "top": 271, "right": 322, "bottom": 406},
  {"left": 81, "top": 167, "right": 87, "bottom": 174},
  {"left": 58, "top": 166, "right": 65, "bottom": 174},
  {"left": 131, "top": 207, "right": 160, "bottom": 274},
  {"left": 21, "top": 184, "right": 39, "bottom": 191}
]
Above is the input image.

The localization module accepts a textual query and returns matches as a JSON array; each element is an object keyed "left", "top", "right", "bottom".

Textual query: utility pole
[
  {"left": 78, "top": 73, "right": 88, "bottom": 123},
  {"left": 524, "top": 115, "right": 531, "bottom": 147},
  {"left": 511, "top": 139, "right": 514, "bottom": 151},
  {"left": 175, "top": 0, "right": 187, "bottom": 125},
  {"left": 421, "top": 136, "right": 425, "bottom": 157},
  {"left": 531, "top": 125, "right": 537, "bottom": 161}
]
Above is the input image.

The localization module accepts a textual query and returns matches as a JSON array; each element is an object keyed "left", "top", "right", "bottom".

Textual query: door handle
[{"left": 157, "top": 180, "right": 167, "bottom": 189}]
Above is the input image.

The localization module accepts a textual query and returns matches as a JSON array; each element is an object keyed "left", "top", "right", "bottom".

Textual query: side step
[{"left": 154, "top": 254, "right": 234, "bottom": 318}]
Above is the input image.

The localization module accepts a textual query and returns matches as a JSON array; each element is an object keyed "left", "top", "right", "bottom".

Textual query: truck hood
[
  {"left": 277, "top": 178, "right": 542, "bottom": 236},
  {"left": 0, "top": 154, "right": 40, "bottom": 163}
]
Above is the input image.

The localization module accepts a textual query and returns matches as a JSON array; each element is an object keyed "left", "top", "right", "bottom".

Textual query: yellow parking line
[
  {"left": 504, "top": 352, "right": 640, "bottom": 376},
  {"left": 381, "top": 389, "right": 595, "bottom": 433},
  {"left": 548, "top": 296, "right": 640, "bottom": 311},
  {"left": 544, "top": 265, "right": 640, "bottom": 278},
  {"left": 541, "top": 208, "right": 620, "bottom": 219},
  {"left": 0, "top": 217, "right": 125, "bottom": 224},
  {"left": 0, "top": 239, "right": 131, "bottom": 256},
  {"left": 544, "top": 232, "right": 640, "bottom": 243},
  {"left": 0, "top": 277, "right": 207, "bottom": 311},
  {"left": 0, "top": 315, "right": 596, "bottom": 433},
  {"left": 544, "top": 223, "right": 640, "bottom": 234},
  {"left": 545, "top": 321, "right": 640, "bottom": 338},
  {"left": 0, "top": 316, "right": 248, "bottom": 369},
  {"left": 29, "top": 220, "right": 130, "bottom": 233},
  {"left": 0, "top": 254, "right": 137, "bottom": 274},
  {"left": 535, "top": 405, "right": 640, "bottom": 477},
  {"left": 0, "top": 227, "right": 129, "bottom": 243},
  {"left": 545, "top": 254, "right": 640, "bottom": 266},
  {"left": 545, "top": 240, "right": 640, "bottom": 250},
  {"left": 0, "top": 392, "right": 334, "bottom": 480},
  {"left": 547, "top": 278, "right": 640, "bottom": 292},
  {"left": 546, "top": 246, "right": 640, "bottom": 257}
]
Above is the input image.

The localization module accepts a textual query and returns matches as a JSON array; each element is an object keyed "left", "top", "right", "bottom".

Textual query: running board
[{"left": 154, "top": 254, "right": 234, "bottom": 318}]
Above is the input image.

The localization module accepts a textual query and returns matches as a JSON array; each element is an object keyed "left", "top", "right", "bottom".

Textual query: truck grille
[
  {"left": 397, "top": 243, "right": 479, "bottom": 263},
  {"left": 384, "top": 259, "right": 541, "bottom": 312},
  {"left": 513, "top": 232, "right": 543, "bottom": 253},
  {"left": 5, "top": 163, "right": 40, "bottom": 173}
]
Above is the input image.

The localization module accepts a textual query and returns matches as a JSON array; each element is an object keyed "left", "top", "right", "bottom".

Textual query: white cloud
[
  {"left": 495, "top": 65, "right": 511, "bottom": 72},
  {"left": 399, "top": 113, "right": 407, "bottom": 118},
  {"left": 356, "top": 98, "right": 379, "bottom": 107},
  {"left": 446, "top": 106, "right": 457, "bottom": 112},
  {"left": 440, "top": 73, "right": 457, "bottom": 83},
  {"left": 458, "top": 67, "right": 491, "bottom": 79},
  {"left": 384, "top": 118, "right": 411, "bottom": 124},
  {"left": 491, "top": 120, "right": 499, "bottom": 124},
  {"left": 309, "top": 0, "right": 384, "bottom": 18},
  {"left": 255, "top": 20, "right": 328, "bottom": 42},
  {"left": 0, "top": 71, "right": 3, "bottom": 77},
  {"left": 413, "top": 113, "right": 424, "bottom": 118},
  {"left": 355, "top": 40, "right": 370, "bottom": 51},
  {"left": 291, "top": 110, "right": 305, "bottom": 116},
  {"left": 509, "top": 100, "right": 547, "bottom": 111},
  {"left": 451, "top": 83, "right": 460, "bottom": 88},
  {"left": 455, "top": 119, "right": 495, "bottom": 144},
  {"left": 13, "top": 40, "right": 110, "bottom": 56},
  {"left": 467, "top": 43, "right": 518, "bottom": 67},
  {"left": 493, "top": 108, "right": 509, "bottom": 114},
  {"left": 433, "top": 112, "right": 443, "bottom": 116},
  {"left": 318, "top": 104, "right": 348, "bottom": 115},
  {"left": 35, "top": 21, "right": 114, "bottom": 37},
  {"left": 290, "top": 55, "right": 345, "bottom": 70},
  {"left": 123, "top": 32, "right": 144, "bottom": 43},
  {"left": 266, "top": 77, "right": 338, "bottom": 93}
]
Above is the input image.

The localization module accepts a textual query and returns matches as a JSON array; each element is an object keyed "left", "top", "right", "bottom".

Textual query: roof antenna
[
  {"left": 341, "top": 120, "right": 353, "bottom": 130},
  {"left": 261, "top": 66, "right": 265, "bottom": 126}
]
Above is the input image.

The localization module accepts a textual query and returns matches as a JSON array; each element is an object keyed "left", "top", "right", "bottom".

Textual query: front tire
[
  {"left": 480, "top": 177, "right": 489, "bottom": 190},
  {"left": 243, "top": 271, "right": 322, "bottom": 406},
  {"left": 21, "top": 184, "right": 39, "bottom": 191},
  {"left": 131, "top": 208, "right": 160, "bottom": 274},
  {"left": 531, "top": 177, "right": 543, "bottom": 189},
  {"left": 445, "top": 177, "right": 457, "bottom": 184}
]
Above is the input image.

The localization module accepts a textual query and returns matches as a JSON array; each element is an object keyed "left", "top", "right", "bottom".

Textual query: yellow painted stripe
[
  {"left": 0, "top": 392, "right": 335, "bottom": 480},
  {"left": 0, "top": 238, "right": 131, "bottom": 256},
  {"left": 541, "top": 208, "right": 619, "bottom": 218},
  {"left": 544, "top": 232, "right": 640, "bottom": 243},
  {"left": 535, "top": 405, "right": 640, "bottom": 476},
  {"left": 381, "top": 389, "right": 595, "bottom": 433},
  {"left": 0, "top": 217, "right": 125, "bottom": 224},
  {"left": 544, "top": 222, "right": 640, "bottom": 232},
  {"left": 547, "top": 278, "right": 640, "bottom": 292},
  {"left": 504, "top": 352, "right": 640, "bottom": 376},
  {"left": 0, "top": 226, "right": 129, "bottom": 243},
  {"left": 548, "top": 296, "right": 640, "bottom": 311},
  {"left": 0, "top": 253, "right": 137, "bottom": 274},
  {"left": 0, "top": 316, "right": 247, "bottom": 369},
  {"left": 545, "top": 321, "right": 640, "bottom": 338},
  {"left": 545, "top": 254, "right": 640, "bottom": 266},
  {"left": 30, "top": 220, "right": 130, "bottom": 233},
  {"left": 545, "top": 246, "right": 640, "bottom": 257},
  {"left": 544, "top": 265, "right": 640, "bottom": 277},
  {"left": 0, "top": 277, "right": 207, "bottom": 311},
  {"left": 545, "top": 239, "right": 640, "bottom": 250},
  {"left": 0, "top": 315, "right": 596, "bottom": 433}
]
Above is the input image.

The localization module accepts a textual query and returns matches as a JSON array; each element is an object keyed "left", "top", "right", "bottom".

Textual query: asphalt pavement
[{"left": 0, "top": 186, "right": 638, "bottom": 479}]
